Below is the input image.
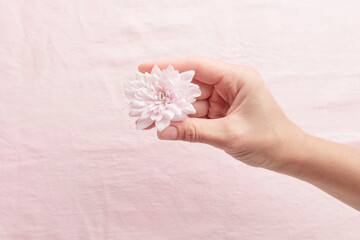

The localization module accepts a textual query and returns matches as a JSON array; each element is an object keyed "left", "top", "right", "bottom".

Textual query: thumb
[{"left": 157, "top": 117, "right": 230, "bottom": 149}]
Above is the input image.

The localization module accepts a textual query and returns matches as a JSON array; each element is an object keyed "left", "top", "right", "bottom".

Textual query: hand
[
  {"left": 139, "top": 57, "right": 360, "bottom": 211},
  {"left": 138, "top": 57, "right": 305, "bottom": 171}
]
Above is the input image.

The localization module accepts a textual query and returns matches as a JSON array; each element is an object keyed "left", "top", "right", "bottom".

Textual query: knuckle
[
  {"left": 239, "top": 65, "right": 261, "bottom": 78},
  {"left": 183, "top": 124, "right": 199, "bottom": 143},
  {"left": 244, "top": 65, "right": 259, "bottom": 74},
  {"left": 239, "top": 65, "right": 263, "bottom": 86}
]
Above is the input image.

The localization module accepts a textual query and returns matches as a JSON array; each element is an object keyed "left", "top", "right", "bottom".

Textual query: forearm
[{"left": 278, "top": 132, "right": 360, "bottom": 211}]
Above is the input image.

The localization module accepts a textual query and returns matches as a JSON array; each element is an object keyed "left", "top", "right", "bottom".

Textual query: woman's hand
[
  {"left": 139, "top": 57, "right": 360, "bottom": 211},
  {"left": 138, "top": 57, "right": 305, "bottom": 172}
]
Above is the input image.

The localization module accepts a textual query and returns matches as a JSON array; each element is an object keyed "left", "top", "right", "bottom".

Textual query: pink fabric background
[{"left": 1, "top": 0, "right": 360, "bottom": 239}]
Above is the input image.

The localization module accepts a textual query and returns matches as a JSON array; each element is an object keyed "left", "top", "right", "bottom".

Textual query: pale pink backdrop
[{"left": 0, "top": 0, "right": 359, "bottom": 239}]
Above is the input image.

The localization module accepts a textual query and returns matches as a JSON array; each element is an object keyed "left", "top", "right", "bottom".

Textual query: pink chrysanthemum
[{"left": 124, "top": 65, "right": 201, "bottom": 132}]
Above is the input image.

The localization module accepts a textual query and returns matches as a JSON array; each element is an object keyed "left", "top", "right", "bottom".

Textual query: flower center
[{"left": 158, "top": 91, "right": 167, "bottom": 103}]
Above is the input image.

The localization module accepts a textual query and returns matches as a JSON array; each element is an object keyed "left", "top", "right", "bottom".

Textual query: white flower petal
[
  {"left": 143, "top": 73, "right": 153, "bottom": 86},
  {"left": 158, "top": 103, "right": 165, "bottom": 111},
  {"left": 151, "top": 112, "right": 163, "bottom": 121},
  {"left": 129, "top": 108, "right": 143, "bottom": 117},
  {"left": 136, "top": 88, "right": 154, "bottom": 100},
  {"left": 139, "top": 109, "right": 150, "bottom": 119},
  {"left": 151, "top": 64, "right": 162, "bottom": 76},
  {"left": 184, "top": 104, "right": 196, "bottom": 114},
  {"left": 183, "top": 84, "right": 201, "bottom": 102},
  {"left": 176, "top": 98, "right": 187, "bottom": 108},
  {"left": 124, "top": 89, "right": 136, "bottom": 98},
  {"left": 173, "top": 113, "right": 188, "bottom": 121},
  {"left": 164, "top": 65, "right": 179, "bottom": 82},
  {"left": 163, "top": 110, "right": 175, "bottom": 120},
  {"left": 179, "top": 70, "right": 195, "bottom": 82},
  {"left": 189, "top": 84, "right": 201, "bottom": 96},
  {"left": 151, "top": 75, "right": 161, "bottom": 85},
  {"left": 167, "top": 103, "right": 182, "bottom": 116},
  {"left": 136, "top": 116, "right": 153, "bottom": 130},
  {"left": 135, "top": 72, "right": 144, "bottom": 81},
  {"left": 131, "top": 100, "right": 147, "bottom": 109},
  {"left": 166, "top": 65, "right": 175, "bottom": 72},
  {"left": 155, "top": 116, "right": 171, "bottom": 132}
]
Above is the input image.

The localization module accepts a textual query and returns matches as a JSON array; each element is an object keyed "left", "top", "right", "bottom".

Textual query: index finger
[{"left": 138, "top": 56, "right": 231, "bottom": 85}]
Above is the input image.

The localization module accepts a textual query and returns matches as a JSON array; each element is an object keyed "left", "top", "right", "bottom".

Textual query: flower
[{"left": 124, "top": 65, "right": 201, "bottom": 132}]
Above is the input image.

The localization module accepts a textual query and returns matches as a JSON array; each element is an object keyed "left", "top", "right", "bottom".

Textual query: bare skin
[{"left": 138, "top": 56, "right": 360, "bottom": 211}]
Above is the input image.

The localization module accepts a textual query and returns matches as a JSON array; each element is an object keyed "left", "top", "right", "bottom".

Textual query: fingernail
[{"left": 158, "top": 126, "right": 178, "bottom": 140}]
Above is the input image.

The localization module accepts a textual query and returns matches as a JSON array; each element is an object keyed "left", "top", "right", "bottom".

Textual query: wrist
[{"left": 267, "top": 122, "right": 310, "bottom": 177}]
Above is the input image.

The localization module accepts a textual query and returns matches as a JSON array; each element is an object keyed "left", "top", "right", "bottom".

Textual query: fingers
[
  {"left": 192, "top": 79, "right": 212, "bottom": 100},
  {"left": 136, "top": 99, "right": 209, "bottom": 130},
  {"left": 138, "top": 56, "right": 233, "bottom": 85},
  {"left": 157, "top": 117, "right": 231, "bottom": 149},
  {"left": 189, "top": 100, "right": 209, "bottom": 118},
  {"left": 208, "top": 90, "right": 230, "bottom": 118}
]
